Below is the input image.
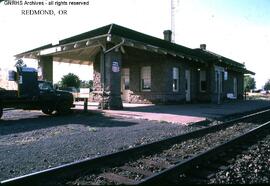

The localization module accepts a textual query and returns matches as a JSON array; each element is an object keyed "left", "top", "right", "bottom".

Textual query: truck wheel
[
  {"left": 56, "top": 100, "right": 71, "bottom": 115},
  {"left": 0, "top": 107, "right": 3, "bottom": 119},
  {"left": 42, "top": 107, "right": 54, "bottom": 115}
]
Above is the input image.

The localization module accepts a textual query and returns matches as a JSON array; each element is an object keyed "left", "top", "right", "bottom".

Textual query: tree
[
  {"left": 264, "top": 79, "right": 270, "bottom": 90},
  {"left": 244, "top": 75, "right": 256, "bottom": 91},
  {"left": 60, "top": 73, "right": 80, "bottom": 88}
]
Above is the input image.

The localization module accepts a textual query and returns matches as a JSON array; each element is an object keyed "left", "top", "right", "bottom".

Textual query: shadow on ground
[
  {"left": 0, "top": 110, "right": 139, "bottom": 136},
  {"left": 119, "top": 100, "right": 270, "bottom": 119}
]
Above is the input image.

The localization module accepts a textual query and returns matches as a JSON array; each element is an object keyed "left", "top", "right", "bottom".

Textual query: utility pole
[{"left": 171, "top": 0, "right": 179, "bottom": 43}]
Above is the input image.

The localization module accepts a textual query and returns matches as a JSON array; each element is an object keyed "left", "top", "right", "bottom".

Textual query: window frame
[
  {"left": 199, "top": 70, "right": 207, "bottom": 92},
  {"left": 172, "top": 67, "right": 179, "bottom": 92},
  {"left": 141, "top": 66, "right": 151, "bottom": 92}
]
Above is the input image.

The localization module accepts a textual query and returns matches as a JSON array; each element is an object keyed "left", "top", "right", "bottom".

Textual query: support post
[
  {"left": 99, "top": 49, "right": 123, "bottom": 110},
  {"left": 84, "top": 98, "right": 88, "bottom": 112},
  {"left": 38, "top": 56, "right": 53, "bottom": 82}
]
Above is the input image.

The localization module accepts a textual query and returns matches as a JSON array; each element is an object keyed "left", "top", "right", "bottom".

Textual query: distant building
[
  {"left": 0, "top": 68, "right": 17, "bottom": 90},
  {"left": 15, "top": 24, "right": 254, "bottom": 109}
]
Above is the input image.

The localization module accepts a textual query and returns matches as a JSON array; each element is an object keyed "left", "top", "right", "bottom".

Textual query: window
[
  {"left": 172, "top": 67, "right": 179, "bottom": 92},
  {"left": 200, "top": 70, "right": 206, "bottom": 92},
  {"left": 141, "top": 66, "right": 151, "bottom": 91},
  {"left": 224, "top": 71, "right": 228, "bottom": 80},
  {"left": 38, "top": 81, "right": 53, "bottom": 91}
]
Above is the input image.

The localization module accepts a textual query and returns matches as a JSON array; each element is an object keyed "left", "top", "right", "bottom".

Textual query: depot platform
[{"left": 75, "top": 100, "right": 270, "bottom": 125}]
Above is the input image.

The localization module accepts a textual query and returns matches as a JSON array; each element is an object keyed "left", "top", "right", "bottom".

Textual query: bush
[{"left": 264, "top": 79, "right": 270, "bottom": 90}]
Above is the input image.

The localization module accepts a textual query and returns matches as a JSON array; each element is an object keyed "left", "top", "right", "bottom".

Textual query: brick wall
[
  {"left": 90, "top": 47, "right": 244, "bottom": 104},
  {"left": 92, "top": 53, "right": 102, "bottom": 102},
  {"left": 122, "top": 47, "right": 188, "bottom": 104}
]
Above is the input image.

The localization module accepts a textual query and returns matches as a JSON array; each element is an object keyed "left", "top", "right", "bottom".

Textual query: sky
[{"left": 0, "top": 0, "right": 269, "bottom": 88}]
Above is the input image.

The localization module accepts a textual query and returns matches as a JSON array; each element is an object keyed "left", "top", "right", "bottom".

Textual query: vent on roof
[
  {"left": 200, "top": 44, "right": 206, "bottom": 50},
  {"left": 163, "top": 30, "right": 172, "bottom": 42}
]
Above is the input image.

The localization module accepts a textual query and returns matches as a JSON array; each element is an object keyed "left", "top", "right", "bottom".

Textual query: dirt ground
[{"left": 0, "top": 109, "right": 203, "bottom": 181}]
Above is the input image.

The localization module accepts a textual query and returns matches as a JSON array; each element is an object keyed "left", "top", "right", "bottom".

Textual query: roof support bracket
[{"left": 104, "top": 38, "right": 125, "bottom": 54}]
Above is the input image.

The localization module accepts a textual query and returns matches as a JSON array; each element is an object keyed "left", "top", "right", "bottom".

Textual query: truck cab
[
  {"left": 0, "top": 64, "right": 74, "bottom": 119},
  {"left": 38, "top": 80, "right": 74, "bottom": 115}
]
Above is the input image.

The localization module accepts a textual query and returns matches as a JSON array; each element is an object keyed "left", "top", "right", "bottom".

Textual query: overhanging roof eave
[
  {"left": 15, "top": 34, "right": 109, "bottom": 59},
  {"left": 193, "top": 48, "right": 245, "bottom": 69},
  {"left": 14, "top": 44, "right": 53, "bottom": 59},
  {"left": 243, "top": 69, "right": 255, "bottom": 75}
]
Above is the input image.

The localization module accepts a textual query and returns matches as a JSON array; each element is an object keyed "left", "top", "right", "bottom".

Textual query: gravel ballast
[
  {"left": 208, "top": 134, "right": 270, "bottom": 184},
  {"left": 0, "top": 109, "right": 202, "bottom": 180}
]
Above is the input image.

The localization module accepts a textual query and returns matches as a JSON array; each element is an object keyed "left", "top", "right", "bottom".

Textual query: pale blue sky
[{"left": 0, "top": 0, "right": 269, "bottom": 88}]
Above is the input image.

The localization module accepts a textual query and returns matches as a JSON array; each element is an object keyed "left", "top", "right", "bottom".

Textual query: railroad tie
[
  {"left": 192, "top": 169, "right": 216, "bottom": 179},
  {"left": 120, "top": 165, "right": 153, "bottom": 177},
  {"left": 100, "top": 173, "right": 138, "bottom": 185},
  {"left": 142, "top": 159, "right": 172, "bottom": 169},
  {"left": 165, "top": 156, "right": 182, "bottom": 164}
]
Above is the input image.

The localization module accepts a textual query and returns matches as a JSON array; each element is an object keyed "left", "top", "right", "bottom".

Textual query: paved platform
[{"left": 75, "top": 100, "right": 270, "bottom": 125}]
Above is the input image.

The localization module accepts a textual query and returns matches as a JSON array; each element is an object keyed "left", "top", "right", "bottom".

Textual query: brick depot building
[{"left": 15, "top": 24, "right": 254, "bottom": 109}]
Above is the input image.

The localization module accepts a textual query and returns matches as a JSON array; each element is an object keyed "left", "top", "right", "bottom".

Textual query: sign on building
[{"left": 112, "top": 61, "right": 120, "bottom": 73}]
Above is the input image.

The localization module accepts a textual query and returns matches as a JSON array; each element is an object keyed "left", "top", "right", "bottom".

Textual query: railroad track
[
  {"left": 142, "top": 119, "right": 270, "bottom": 185},
  {"left": 1, "top": 109, "right": 270, "bottom": 186}
]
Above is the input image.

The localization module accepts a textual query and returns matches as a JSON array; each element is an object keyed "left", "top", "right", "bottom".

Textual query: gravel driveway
[{"left": 0, "top": 109, "right": 201, "bottom": 181}]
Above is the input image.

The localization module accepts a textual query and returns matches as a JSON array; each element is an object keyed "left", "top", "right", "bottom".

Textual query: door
[
  {"left": 185, "top": 70, "right": 191, "bottom": 102},
  {"left": 216, "top": 71, "right": 222, "bottom": 104},
  {"left": 121, "top": 68, "right": 130, "bottom": 102},
  {"left": 233, "top": 77, "right": 237, "bottom": 98}
]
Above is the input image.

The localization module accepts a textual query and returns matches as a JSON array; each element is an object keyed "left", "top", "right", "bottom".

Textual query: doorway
[
  {"left": 233, "top": 77, "right": 237, "bottom": 98},
  {"left": 121, "top": 68, "right": 130, "bottom": 102},
  {"left": 215, "top": 71, "right": 222, "bottom": 104},
  {"left": 185, "top": 70, "right": 191, "bottom": 102}
]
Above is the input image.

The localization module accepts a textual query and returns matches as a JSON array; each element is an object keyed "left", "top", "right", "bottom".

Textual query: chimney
[
  {"left": 200, "top": 44, "right": 206, "bottom": 50},
  {"left": 163, "top": 30, "right": 172, "bottom": 42}
]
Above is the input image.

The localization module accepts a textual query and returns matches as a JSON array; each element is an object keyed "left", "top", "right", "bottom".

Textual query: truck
[{"left": 0, "top": 61, "right": 74, "bottom": 119}]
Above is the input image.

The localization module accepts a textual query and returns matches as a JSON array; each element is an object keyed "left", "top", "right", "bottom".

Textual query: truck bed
[
  {"left": 0, "top": 90, "right": 18, "bottom": 99},
  {"left": 0, "top": 90, "right": 40, "bottom": 109}
]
